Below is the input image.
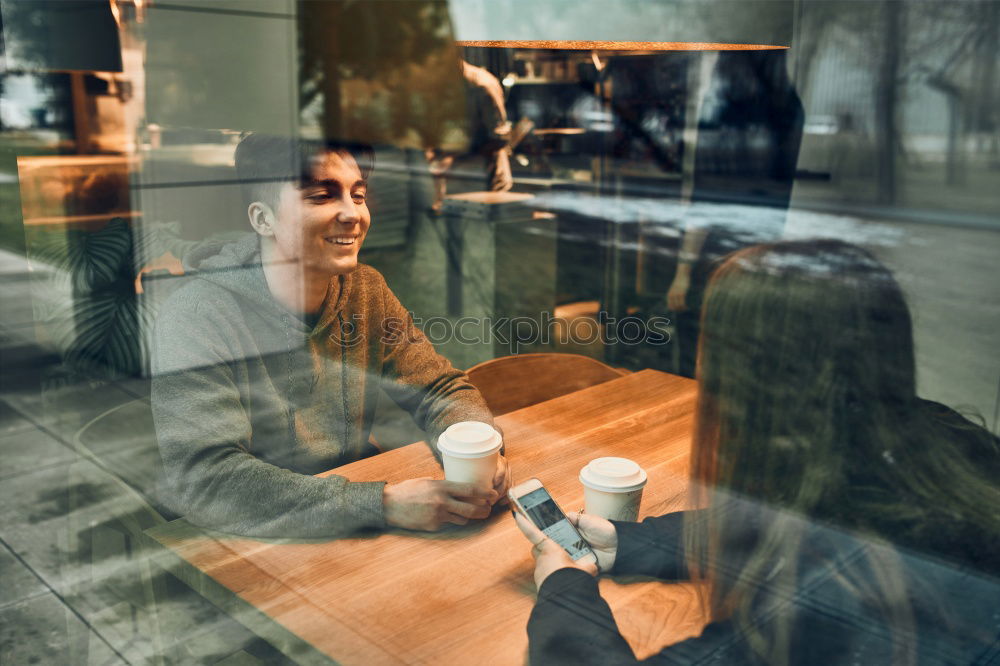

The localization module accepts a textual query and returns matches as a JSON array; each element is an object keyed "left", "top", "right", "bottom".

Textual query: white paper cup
[
  {"left": 580, "top": 457, "right": 648, "bottom": 522},
  {"left": 437, "top": 422, "right": 503, "bottom": 488}
]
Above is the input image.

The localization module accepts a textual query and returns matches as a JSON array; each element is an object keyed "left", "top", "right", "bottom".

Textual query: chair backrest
[{"left": 466, "top": 353, "right": 628, "bottom": 416}]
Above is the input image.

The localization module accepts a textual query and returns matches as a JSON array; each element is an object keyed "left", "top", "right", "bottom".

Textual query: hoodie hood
[
  {"left": 182, "top": 233, "right": 253, "bottom": 274},
  {"left": 180, "top": 233, "right": 351, "bottom": 335}
]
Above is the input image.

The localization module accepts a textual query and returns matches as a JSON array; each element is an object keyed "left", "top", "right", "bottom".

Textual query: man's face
[{"left": 268, "top": 150, "right": 370, "bottom": 277}]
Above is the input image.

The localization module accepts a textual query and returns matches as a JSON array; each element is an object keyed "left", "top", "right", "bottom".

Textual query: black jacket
[{"left": 528, "top": 510, "right": 1000, "bottom": 665}]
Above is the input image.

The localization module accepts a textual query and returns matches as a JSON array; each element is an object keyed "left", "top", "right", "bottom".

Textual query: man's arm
[
  {"left": 376, "top": 276, "right": 494, "bottom": 447},
  {"left": 371, "top": 272, "right": 512, "bottom": 505},
  {"left": 152, "top": 300, "right": 385, "bottom": 538}
]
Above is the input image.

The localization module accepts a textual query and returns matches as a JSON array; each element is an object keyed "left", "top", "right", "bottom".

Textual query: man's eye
[
  {"left": 306, "top": 193, "right": 331, "bottom": 202},
  {"left": 352, "top": 192, "right": 367, "bottom": 203}
]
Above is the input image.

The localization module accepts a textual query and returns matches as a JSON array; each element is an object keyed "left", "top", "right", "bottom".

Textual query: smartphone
[{"left": 509, "top": 478, "right": 598, "bottom": 566}]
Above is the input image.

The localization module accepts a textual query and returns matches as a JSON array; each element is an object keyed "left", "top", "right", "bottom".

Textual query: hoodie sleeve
[
  {"left": 151, "top": 294, "right": 386, "bottom": 538},
  {"left": 373, "top": 274, "right": 495, "bottom": 450}
]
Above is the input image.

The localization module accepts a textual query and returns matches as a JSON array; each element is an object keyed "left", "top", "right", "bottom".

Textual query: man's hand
[
  {"left": 492, "top": 455, "right": 512, "bottom": 505},
  {"left": 567, "top": 511, "right": 618, "bottom": 572},
  {"left": 666, "top": 265, "right": 692, "bottom": 312},
  {"left": 513, "top": 512, "right": 597, "bottom": 588},
  {"left": 384, "top": 478, "right": 497, "bottom": 531}
]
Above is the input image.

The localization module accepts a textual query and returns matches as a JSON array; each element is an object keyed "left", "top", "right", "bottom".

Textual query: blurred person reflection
[
  {"left": 662, "top": 50, "right": 804, "bottom": 377},
  {"left": 151, "top": 134, "right": 510, "bottom": 538},
  {"left": 516, "top": 240, "right": 1000, "bottom": 664},
  {"left": 426, "top": 59, "right": 513, "bottom": 212}
]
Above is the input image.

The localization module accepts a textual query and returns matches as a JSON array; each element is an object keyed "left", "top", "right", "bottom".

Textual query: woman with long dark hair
[{"left": 515, "top": 240, "right": 1000, "bottom": 664}]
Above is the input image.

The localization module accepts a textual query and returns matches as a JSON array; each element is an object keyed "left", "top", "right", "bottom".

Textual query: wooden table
[{"left": 145, "top": 369, "right": 705, "bottom": 664}]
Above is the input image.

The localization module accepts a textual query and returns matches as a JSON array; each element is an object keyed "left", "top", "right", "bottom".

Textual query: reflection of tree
[
  {"left": 0, "top": 0, "right": 121, "bottom": 73},
  {"left": 970, "top": 1, "right": 998, "bottom": 163},
  {"left": 0, "top": 0, "right": 53, "bottom": 70},
  {"left": 910, "top": 0, "right": 1000, "bottom": 182},
  {"left": 874, "top": 0, "right": 901, "bottom": 205},
  {"left": 298, "top": 0, "right": 467, "bottom": 148},
  {"left": 796, "top": 0, "right": 999, "bottom": 202},
  {"left": 792, "top": 2, "right": 839, "bottom": 106}
]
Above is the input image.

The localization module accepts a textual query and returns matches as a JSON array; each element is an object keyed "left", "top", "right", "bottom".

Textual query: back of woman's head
[
  {"left": 692, "top": 239, "right": 916, "bottom": 518},
  {"left": 685, "top": 239, "right": 1000, "bottom": 664}
]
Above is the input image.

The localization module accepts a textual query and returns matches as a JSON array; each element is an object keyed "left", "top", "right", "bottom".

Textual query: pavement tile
[
  {"left": 2, "top": 379, "right": 135, "bottom": 447},
  {"left": 0, "top": 543, "right": 48, "bottom": 609},
  {"left": 0, "top": 454, "right": 289, "bottom": 663},
  {"left": 0, "top": 459, "right": 174, "bottom": 662},
  {"left": 0, "top": 424, "right": 76, "bottom": 482},
  {"left": 0, "top": 321, "right": 39, "bottom": 348},
  {"left": 0, "top": 592, "right": 124, "bottom": 666},
  {"left": 0, "top": 398, "right": 36, "bottom": 437},
  {"left": 112, "top": 375, "right": 152, "bottom": 400},
  {"left": 0, "top": 273, "right": 36, "bottom": 329},
  {"left": 0, "top": 459, "right": 140, "bottom": 591}
]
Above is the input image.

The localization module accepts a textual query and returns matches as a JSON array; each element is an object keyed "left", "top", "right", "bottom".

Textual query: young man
[{"left": 151, "top": 133, "right": 509, "bottom": 538}]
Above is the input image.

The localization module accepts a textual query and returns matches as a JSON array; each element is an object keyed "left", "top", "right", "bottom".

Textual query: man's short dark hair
[{"left": 233, "top": 134, "right": 375, "bottom": 210}]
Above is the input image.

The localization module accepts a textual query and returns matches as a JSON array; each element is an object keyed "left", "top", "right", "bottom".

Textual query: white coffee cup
[
  {"left": 437, "top": 421, "right": 503, "bottom": 488},
  {"left": 579, "top": 457, "right": 648, "bottom": 521}
]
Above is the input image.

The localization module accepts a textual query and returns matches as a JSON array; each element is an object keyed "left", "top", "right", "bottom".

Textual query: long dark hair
[{"left": 685, "top": 239, "right": 1000, "bottom": 664}]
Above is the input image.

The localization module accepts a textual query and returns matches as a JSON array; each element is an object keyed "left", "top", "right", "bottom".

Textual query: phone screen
[{"left": 519, "top": 487, "right": 593, "bottom": 560}]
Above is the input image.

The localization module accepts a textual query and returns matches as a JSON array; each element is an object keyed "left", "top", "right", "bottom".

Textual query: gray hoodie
[{"left": 151, "top": 234, "right": 493, "bottom": 537}]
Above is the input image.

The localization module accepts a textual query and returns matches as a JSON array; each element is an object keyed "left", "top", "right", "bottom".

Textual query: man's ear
[{"left": 248, "top": 202, "right": 275, "bottom": 237}]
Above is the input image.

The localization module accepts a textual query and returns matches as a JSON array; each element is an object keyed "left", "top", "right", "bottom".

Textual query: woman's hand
[
  {"left": 513, "top": 512, "right": 597, "bottom": 588},
  {"left": 566, "top": 511, "right": 618, "bottom": 572}
]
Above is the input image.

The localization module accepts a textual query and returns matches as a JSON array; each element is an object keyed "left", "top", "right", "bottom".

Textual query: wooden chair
[{"left": 466, "top": 353, "right": 628, "bottom": 416}]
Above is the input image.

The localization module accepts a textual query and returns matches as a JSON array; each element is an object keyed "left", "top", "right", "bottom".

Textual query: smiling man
[{"left": 151, "top": 133, "right": 509, "bottom": 538}]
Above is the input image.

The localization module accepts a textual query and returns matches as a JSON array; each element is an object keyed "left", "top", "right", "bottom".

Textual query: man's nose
[{"left": 335, "top": 195, "right": 359, "bottom": 224}]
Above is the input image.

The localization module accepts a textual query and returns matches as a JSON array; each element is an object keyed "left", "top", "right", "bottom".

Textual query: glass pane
[{"left": 1, "top": 1, "right": 997, "bottom": 663}]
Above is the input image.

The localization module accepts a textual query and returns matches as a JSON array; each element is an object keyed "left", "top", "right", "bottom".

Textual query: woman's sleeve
[
  {"left": 611, "top": 511, "right": 703, "bottom": 580},
  {"left": 528, "top": 567, "right": 741, "bottom": 665},
  {"left": 528, "top": 568, "right": 641, "bottom": 665}
]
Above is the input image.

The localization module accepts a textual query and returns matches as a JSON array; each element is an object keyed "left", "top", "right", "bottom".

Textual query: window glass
[{"left": 1, "top": 1, "right": 997, "bottom": 663}]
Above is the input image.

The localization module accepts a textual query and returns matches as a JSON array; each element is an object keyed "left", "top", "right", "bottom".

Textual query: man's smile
[{"left": 325, "top": 235, "right": 358, "bottom": 246}]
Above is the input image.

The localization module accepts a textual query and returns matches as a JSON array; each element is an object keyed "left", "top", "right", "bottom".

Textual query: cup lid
[
  {"left": 580, "top": 457, "right": 647, "bottom": 493},
  {"left": 437, "top": 422, "right": 502, "bottom": 459}
]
